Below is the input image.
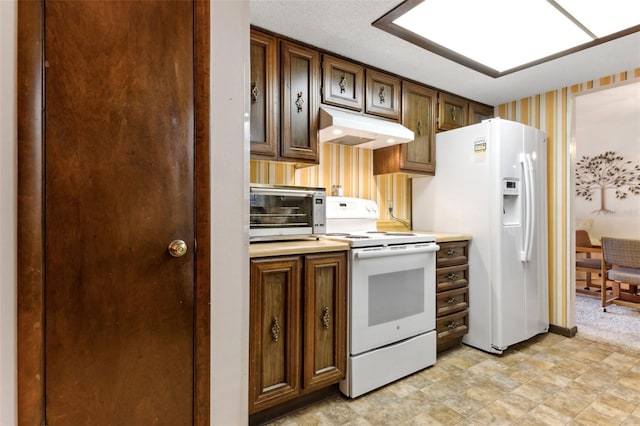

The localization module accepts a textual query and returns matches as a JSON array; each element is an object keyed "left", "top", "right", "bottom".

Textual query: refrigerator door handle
[
  {"left": 519, "top": 153, "right": 535, "bottom": 262},
  {"left": 525, "top": 153, "right": 536, "bottom": 261}
]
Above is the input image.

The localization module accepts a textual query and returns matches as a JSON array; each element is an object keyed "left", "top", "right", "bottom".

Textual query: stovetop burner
[
  {"left": 366, "top": 231, "right": 418, "bottom": 236},
  {"left": 324, "top": 196, "right": 435, "bottom": 247},
  {"left": 324, "top": 230, "right": 434, "bottom": 247},
  {"left": 326, "top": 232, "right": 371, "bottom": 239}
]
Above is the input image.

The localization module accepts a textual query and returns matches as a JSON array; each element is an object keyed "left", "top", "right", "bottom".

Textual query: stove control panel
[{"left": 326, "top": 196, "right": 379, "bottom": 220}]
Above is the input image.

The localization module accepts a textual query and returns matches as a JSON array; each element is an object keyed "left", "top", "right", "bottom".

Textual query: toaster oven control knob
[{"left": 168, "top": 239, "right": 188, "bottom": 257}]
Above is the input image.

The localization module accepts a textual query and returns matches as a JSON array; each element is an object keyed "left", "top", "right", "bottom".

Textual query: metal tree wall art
[{"left": 575, "top": 151, "right": 640, "bottom": 214}]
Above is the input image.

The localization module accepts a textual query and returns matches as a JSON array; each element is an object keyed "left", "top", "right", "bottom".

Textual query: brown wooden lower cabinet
[
  {"left": 249, "top": 251, "right": 347, "bottom": 414},
  {"left": 435, "top": 241, "right": 470, "bottom": 352}
]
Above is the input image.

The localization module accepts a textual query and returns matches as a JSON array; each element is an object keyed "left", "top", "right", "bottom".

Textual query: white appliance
[
  {"left": 412, "top": 118, "right": 549, "bottom": 354},
  {"left": 319, "top": 106, "right": 414, "bottom": 149},
  {"left": 325, "top": 197, "right": 439, "bottom": 397}
]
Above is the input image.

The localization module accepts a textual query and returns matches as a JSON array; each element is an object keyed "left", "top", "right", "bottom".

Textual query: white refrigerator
[{"left": 412, "top": 118, "right": 549, "bottom": 354}]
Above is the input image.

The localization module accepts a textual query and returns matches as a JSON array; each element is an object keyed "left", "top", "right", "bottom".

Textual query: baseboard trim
[{"left": 549, "top": 323, "right": 578, "bottom": 337}]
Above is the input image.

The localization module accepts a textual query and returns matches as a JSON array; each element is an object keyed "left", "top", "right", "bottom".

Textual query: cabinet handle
[
  {"left": 321, "top": 306, "right": 331, "bottom": 330},
  {"left": 417, "top": 120, "right": 423, "bottom": 137},
  {"left": 447, "top": 273, "right": 458, "bottom": 281},
  {"left": 251, "top": 83, "right": 260, "bottom": 104},
  {"left": 378, "top": 87, "right": 386, "bottom": 104},
  {"left": 446, "top": 321, "right": 457, "bottom": 330},
  {"left": 295, "top": 91, "right": 305, "bottom": 113},
  {"left": 446, "top": 296, "right": 460, "bottom": 305},
  {"left": 450, "top": 106, "right": 458, "bottom": 122},
  {"left": 446, "top": 249, "right": 456, "bottom": 256},
  {"left": 338, "top": 74, "right": 347, "bottom": 94},
  {"left": 271, "top": 316, "right": 280, "bottom": 342}
]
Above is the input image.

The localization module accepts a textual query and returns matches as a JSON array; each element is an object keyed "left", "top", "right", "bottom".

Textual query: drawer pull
[
  {"left": 447, "top": 273, "right": 458, "bottom": 281},
  {"left": 321, "top": 306, "right": 331, "bottom": 330},
  {"left": 446, "top": 321, "right": 458, "bottom": 330},
  {"left": 446, "top": 249, "right": 456, "bottom": 256},
  {"left": 271, "top": 316, "right": 281, "bottom": 342},
  {"left": 446, "top": 296, "right": 460, "bottom": 305}
]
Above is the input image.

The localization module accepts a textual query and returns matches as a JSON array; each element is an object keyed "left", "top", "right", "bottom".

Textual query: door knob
[{"left": 168, "top": 240, "right": 188, "bottom": 257}]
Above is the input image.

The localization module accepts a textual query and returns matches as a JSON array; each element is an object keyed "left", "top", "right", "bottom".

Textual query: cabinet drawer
[
  {"left": 436, "top": 310, "right": 468, "bottom": 341},
  {"left": 436, "top": 264, "right": 468, "bottom": 292},
  {"left": 436, "top": 241, "right": 468, "bottom": 267},
  {"left": 436, "top": 287, "right": 468, "bottom": 317}
]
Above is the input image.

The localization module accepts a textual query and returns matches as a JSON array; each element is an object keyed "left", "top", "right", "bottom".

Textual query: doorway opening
[{"left": 571, "top": 80, "right": 640, "bottom": 352}]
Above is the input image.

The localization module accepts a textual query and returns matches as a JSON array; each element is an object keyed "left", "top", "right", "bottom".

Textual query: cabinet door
[
  {"left": 303, "top": 253, "right": 347, "bottom": 392},
  {"left": 249, "top": 257, "right": 301, "bottom": 413},
  {"left": 401, "top": 81, "right": 437, "bottom": 173},
  {"left": 280, "top": 41, "right": 320, "bottom": 163},
  {"left": 468, "top": 102, "right": 494, "bottom": 124},
  {"left": 438, "top": 92, "right": 467, "bottom": 131},
  {"left": 322, "top": 55, "right": 364, "bottom": 111},
  {"left": 250, "top": 29, "right": 279, "bottom": 158},
  {"left": 365, "top": 69, "right": 400, "bottom": 120}
]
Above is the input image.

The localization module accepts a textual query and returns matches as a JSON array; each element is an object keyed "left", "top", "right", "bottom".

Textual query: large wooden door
[{"left": 43, "top": 2, "right": 195, "bottom": 424}]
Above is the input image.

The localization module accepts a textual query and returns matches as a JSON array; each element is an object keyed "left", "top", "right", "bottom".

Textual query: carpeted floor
[{"left": 575, "top": 293, "right": 640, "bottom": 353}]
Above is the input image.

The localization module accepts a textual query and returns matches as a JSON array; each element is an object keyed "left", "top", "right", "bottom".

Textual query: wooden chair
[
  {"left": 601, "top": 237, "right": 640, "bottom": 312},
  {"left": 575, "top": 230, "right": 603, "bottom": 296}
]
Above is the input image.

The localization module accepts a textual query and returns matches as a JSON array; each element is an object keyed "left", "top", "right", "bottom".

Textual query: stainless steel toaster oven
[{"left": 249, "top": 184, "right": 326, "bottom": 242}]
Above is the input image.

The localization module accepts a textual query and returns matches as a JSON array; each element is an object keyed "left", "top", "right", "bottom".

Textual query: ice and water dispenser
[{"left": 502, "top": 178, "right": 520, "bottom": 225}]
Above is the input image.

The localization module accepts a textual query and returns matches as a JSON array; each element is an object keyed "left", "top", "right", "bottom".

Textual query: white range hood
[{"left": 318, "top": 106, "right": 414, "bottom": 149}]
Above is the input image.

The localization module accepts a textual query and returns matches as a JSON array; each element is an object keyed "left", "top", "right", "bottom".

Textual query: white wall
[
  {"left": 575, "top": 82, "right": 640, "bottom": 242},
  {"left": 210, "top": 1, "right": 249, "bottom": 425},
  {"left": 0, "top": 0, "right": 17, "bottom": 424},
  {"left": 0, "top": 1, "right": 250, "bottom": 424}
]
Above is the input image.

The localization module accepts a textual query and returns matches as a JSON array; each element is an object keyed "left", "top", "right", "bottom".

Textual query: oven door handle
[{"left": 354, "top": 244, "right": 440, "bottom": 259}]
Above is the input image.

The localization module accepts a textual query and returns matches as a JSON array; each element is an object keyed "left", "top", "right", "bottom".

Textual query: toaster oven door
[{"left": 249, "top": 186, "right": 324, "bottom": 241}]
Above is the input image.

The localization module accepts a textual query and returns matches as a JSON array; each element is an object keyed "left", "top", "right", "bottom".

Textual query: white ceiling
[{"left": 249, "top": 0, "right": 640, "bottom": 106}]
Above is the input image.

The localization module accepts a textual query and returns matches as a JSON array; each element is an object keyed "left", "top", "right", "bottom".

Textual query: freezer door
[{"left": 493, "top": 120, "right": 528, "bottom": 349}]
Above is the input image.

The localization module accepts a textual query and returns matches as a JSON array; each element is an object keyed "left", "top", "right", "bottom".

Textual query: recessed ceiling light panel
[
  {"left": 556, "top": 0, "right": 640, "bottom": 37},
  {"left": 374, "top": 0, "right": 640, "bottom": 77}
]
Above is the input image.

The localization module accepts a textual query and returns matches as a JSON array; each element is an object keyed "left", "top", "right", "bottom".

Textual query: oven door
[{"left": 350, "top": 243, "right": 439, "bottom": 355}]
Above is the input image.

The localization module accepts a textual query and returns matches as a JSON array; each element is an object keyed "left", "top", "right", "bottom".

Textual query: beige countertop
[
  {"left": 413, "top": 231, "right": 472, "bottom": 243},
  {"left": 250, "top": 238, "right": 350, "bottom": 258},
  {"left": 249, "top": 232, "right": 470, "bottom": 258}
]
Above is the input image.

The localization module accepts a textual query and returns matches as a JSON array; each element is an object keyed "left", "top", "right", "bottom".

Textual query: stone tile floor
[{"left": 266, "top": 333, "right": 640, "bottom": 425}]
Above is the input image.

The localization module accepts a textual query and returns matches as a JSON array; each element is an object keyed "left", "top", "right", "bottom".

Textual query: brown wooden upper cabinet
[
  {"left": 468, "top": 102, "right": 494, "bottom": 124},
  {"left": 280, "top": 40, "right": 321, "bottom": 164},
  {"left": 437, "top": 92, "right": 468, "bottom": 131},
  {"left": 249, "top": 29, "right": 320, "bottom": 165},
  {"left": 322, "top": 55, "right": 364, "bottom": 112},
  {"left": 365, "top": 69, "right": 400, "bottom": 121},
  {"left": 250, "top": 29, "right": 279, "bottom": 159},
  {"left": 373, "top": 81, "right": 437, "bottom": 175}
]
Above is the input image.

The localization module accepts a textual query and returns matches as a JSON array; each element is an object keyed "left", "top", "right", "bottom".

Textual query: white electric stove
[
  {"left": 325, "top": 196, "right": 436, "bottom": 247},
  {"left": 325, "top": 196, "right": 438, "bottom": 398}
]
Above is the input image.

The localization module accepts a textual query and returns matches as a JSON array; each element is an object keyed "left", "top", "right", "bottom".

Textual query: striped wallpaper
[
  {"left": 497, "top": 68, "right": 640, "bottom": 330},
  {"left": 251, "top": 67, "right": 640, "bottom": 330},
  {"left": 251, "top": 143, "right": 412, "bottom": 224}
]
